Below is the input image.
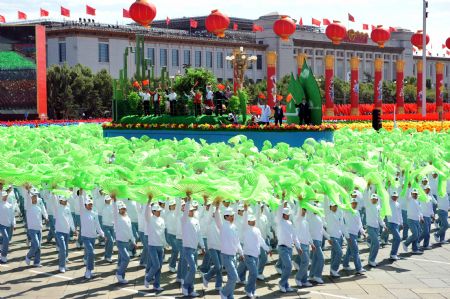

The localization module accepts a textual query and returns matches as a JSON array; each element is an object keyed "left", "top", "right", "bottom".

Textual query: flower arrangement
[
  {"left": 102, "top": 122, "right": 337, "bottom": 131},
  {"left": 336, "top": 121, "right": 450, "bottom": 132},
  {"left": 0, "top": 119, "right": 111, "bottom": 128}
]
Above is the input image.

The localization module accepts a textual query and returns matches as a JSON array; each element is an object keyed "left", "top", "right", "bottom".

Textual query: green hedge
[
  {"left": 119, "top": 115, "right": 248, "bottom": 125},
  {"left": 0, "top": 51, "right": 36, "bottom": 70}
]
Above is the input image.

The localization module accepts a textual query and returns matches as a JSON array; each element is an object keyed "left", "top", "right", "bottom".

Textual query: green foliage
[
  {"left": 0, "top": 51, "right": 36, "bottom": 70},
  {"left": 238, "top": 90, "right": 249, "bottom": 124},
  {"left": 228, "top": 95, "right": 240, "bottom": 113},
  {"left": 244, "top": 79, "right": 266, "bottom": 104},
  {"left": 173, "top": 68, "right": 217, "bottom": 96},
  {"left": 127, "top": 92, "right": 142, "bottom": 113},
  {"left": 47, "top": 63, "right": 113, "bottom": 119},
  {"left": 359, "top": 82, "right": 374, "bottom": 103},
  {"left": 404, "top": 83, "right": 416, "bottom": 102}
]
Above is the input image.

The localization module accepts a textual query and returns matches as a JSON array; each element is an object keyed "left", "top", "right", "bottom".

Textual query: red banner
[
  {"left": 436, "top": 62, "right": 444, "bottom": 114},
  {"left": 40, "top": 9, "right": 49, "bottom": 17},
  {"left": 396, "top": 61, "right": 405, "bottom": 114},
  {"left": 374, "top": 59, "right": 383, "bottom": 110},
  {"left": 350, "top": 57, "right": 359, "bottom": 115},
  {"left": 86, "top": 5, "right": 96, "bottom": 16},
  {"left": 35, "top": 25, "right": 48, "bottom": 118},
  {"left": 416, "top": 61, "right": 423, "bottom": 113},
  {"left": 18, "top": 11, "right": 27, "bottom": 20},
  {"left": 61, "top": 6, "right": 70, "bottom": 17}
]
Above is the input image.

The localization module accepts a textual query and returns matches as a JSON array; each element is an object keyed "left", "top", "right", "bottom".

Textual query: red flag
[
  {"left": 389, "top": 27, "right": 396, "bottom": 33},
  {"left": 348, "top": 13, "right": 355, "bottom": 22},
  {"left": 233, "top": 22, "right": 238, "bottom": 30},
  {"left": 123, "top": 9, "right": 130, "bottom": 18},
  {"left": 311, "top": 18, "right": 321, "bottom": 26},
  {"left": 40, "top": 8, "right": 49, "bottom": 17},
  {"left": 190, "top": 19, "right": 198, "bottom": 28},
  {"left": 442, "top": 44, "right": 446, "bottom": 49},
  {"left": 323, "top": 18, "right": 331, "bottom": 26},
  {"left": 166, "top": 16, "right": 170, "bottom": 26},
  {"left": 0, "top": 15, "right": 5, "bottom": 23},
  {"left": 299, "top": 17, "right": 303, "bottom": 26},
  {"left": 371, "top": 25, "right": 376, "bottom": 31},
  {"left": 18, "top": 11, "right": 27, "bottom": 20},
  {"left": 61, "top": 6, "right": 70, "bottom": 17},
  {"left": 363, "top": 24, "right": 369, "bottom": 30},
  {"left": 86, "top": 5, "right": 96, "bottom": 16},
  {"left": 252, "top": 24, "right": 263, "bottom": 32},
  {"left": 447, "top": 50, "right": 450, "bottom": 55}
]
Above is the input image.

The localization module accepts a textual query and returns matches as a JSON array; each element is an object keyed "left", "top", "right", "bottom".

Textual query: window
[
  {"left": 58, "top": 43, "right": 66, "bottom": 63},
  {"left": 160, "top": 49, "right": 168, "bottom": 66},
  {"left": 216, "top": 52, "right": 224, "bottom": 69},
  {"left": 183, "top": 50, "right": 191, "bottom": 66},
  {"left": 227, "top": 52, "right": 233, "bottom": 69},
  {"left": 195, "top": 50, "right": 202, "bottom": 67},
  {"left": 206, "top": 51, "right": 213, "bottom": 68},
  {"left": 147, "top": 48, "right": 155, "bottom": 65},
  {"left": 98, "top": 43, "right": 109, "bottom": 63},
  {"left": 256, "top": 55, "right": 262, "bottom": 70},
  {"left": 172, "top": 49, "right": 179, "bottom": 67}
]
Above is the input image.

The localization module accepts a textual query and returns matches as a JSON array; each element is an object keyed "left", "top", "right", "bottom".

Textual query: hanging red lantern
[
  {"left": 410, "top": 30, "right": 430, "bottom": 50},
  {"left": 445, "top": 37, "right": 450, "bottom": 49},
  {"left": 205, "top": 9, "right": 230, "bottom": 38},
  {"left": 129, "top": 0, "right": 157, "bottom": 27},
  {"left": 325, "top": 21, "right": 347, "bottom": 45},
  {"left": 370, "top": 26, "right": 391, "bottom": 48},
  {"left": 273, "top": 15, "right": 296, "bottom": 41}
]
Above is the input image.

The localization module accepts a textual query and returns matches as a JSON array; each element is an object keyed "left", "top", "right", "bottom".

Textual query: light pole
[
  {"left": 226, "top": 46, "right": 258, "bottom": 92},
  {"left": 422, "top": 0, "right": 428, "bottom": 117}
]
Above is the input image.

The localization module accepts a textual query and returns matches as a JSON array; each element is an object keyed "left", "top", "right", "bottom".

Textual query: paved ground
[{"left": 1, "top": 219, "right": 450, "bottom": 299}]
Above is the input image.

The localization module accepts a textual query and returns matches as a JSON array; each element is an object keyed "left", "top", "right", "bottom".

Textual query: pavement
[{"left": 1, "top": 219, "right": 450, "bottom": 299}]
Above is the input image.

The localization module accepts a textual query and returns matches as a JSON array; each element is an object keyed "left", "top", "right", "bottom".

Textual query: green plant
[
  {"left": 228, "top": 95, "right": 240, "bottom": 113},
  {"left": 238, "top": 90, "right": 249, "bottom": 124},
  {"left": 173, "top": 68, "right": 217, "bottom": 96}
]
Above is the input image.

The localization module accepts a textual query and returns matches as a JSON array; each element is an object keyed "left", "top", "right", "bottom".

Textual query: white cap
[
  {"left": 422, "top": 177, "right": 429, "bottom": 182},
  {"left": 329, "top": 202, "right": 338, "bottom": 207},
  {"left": 168, "top": 199, "right": 176, "bottom": 206},
  {"left": 158, "top": 199, "right": 165, "bottom": 204},
  {"left": 104, "top": 196, "right": 112, "bottom": 201},
  {"left": 423, "top": 185, "right": 431, "bottom": 190},
  {"left": 247, "top": 214, "right": 256, "bottom": 222},
  {"left": 152, "top": 205, "right": 162, "bottom": 212},
  {"left": 58, "top": 196, "right": 68, "bottom": 202},
  {"left": 237, "top": 204, "right": 244, "bottom": 211},
  {"left": 1, "top": 191, "right": 7, "bottom": 197},
  {"left": 371, "top": 194, "right": 379, "bottom": 200},
  {"left": 85, "top": 198, "right": 94, "bottom": 205},
  {"left": 224, "top": 208, "right": 235, "bottom": 216},
  {"left": 350, "top": 197, "right": 358, "bottom": 203},
  {"left": 30, "top": 188, "right": 39, "bottom": 196},
  {"left": 351, "top": 191, "right": 358, "bottom": 197},
  {"left": 192, "top": 201, "right": 199, "bottom": 207},
  {"left": 411, "top": 189, "right": 419, "bottom": 194},
  {"left": 282, "top": 208, "right": 291, "bottom": 215},
  {"left": 391, "top": 191, "right": 399, "bottom": 197},
  {"left": 117, "top": 201, "right": 127, "bottom": 210}
]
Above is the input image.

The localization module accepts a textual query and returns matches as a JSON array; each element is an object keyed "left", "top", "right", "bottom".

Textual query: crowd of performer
[
  {"left": 137, "top": 84, "right": 312, "bottom": 125},
  {"left": 0, "top": 175, "right": 448, "bottom": 299}
]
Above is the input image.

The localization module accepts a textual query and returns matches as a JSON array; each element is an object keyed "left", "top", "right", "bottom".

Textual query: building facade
[{"left": 11, "top": 13, "right": 450, "bottom": 88}]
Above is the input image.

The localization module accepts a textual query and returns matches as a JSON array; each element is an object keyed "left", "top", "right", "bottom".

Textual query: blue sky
[{"left": 1, "top": 0, "right": 449, "bottom": 55}]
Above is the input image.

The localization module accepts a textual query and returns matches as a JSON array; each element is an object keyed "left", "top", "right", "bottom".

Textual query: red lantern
[
  {"left": 445, "top": 37, "right": 450, "bottom": 49},
  {"left": 325, "top": 21, "right": 347, "bottom": 45},
  {"left": 410, "top": 30, "right": 430, "bottom": 50},
  {"left": 129, "top": 0, "right": 157, "bottom": 27},
  {"left": 273, "top": 16, "right": 296, "bottom": 41},
  {"left": 371, "top": 26, "right": 391, "bottom": 48},
  {"left": 205, "top": 9, "right": 230, "bottom": 38}
]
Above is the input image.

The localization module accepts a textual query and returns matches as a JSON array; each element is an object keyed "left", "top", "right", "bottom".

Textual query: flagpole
[{"left": 422, "top": 0, "right": 427, "bottom": 117}]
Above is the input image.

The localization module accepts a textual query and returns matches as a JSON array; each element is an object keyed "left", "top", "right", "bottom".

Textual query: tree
[
  {"left": 47, "top": 64, "right": 113, "bottom": 119},
  {"left": 47, "top": 64, "right": 76, "bottom": 119},
  {"left": 173, "top": 68, "right": 217, "bottom": 96}
]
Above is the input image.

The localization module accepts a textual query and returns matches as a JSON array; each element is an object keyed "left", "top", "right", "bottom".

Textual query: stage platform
[{"left": 103, "top": 128, "right": 334, "bottom": 149}]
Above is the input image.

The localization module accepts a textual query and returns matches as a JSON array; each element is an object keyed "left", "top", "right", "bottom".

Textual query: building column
[
  {"left": 350, "top": 56, "right": 360, "bottom": 115},
  {"left": 396, "top": 60, "right": 405, "bottom": 114},
  {"left": 374, "top": 58, "right": 383, "bottom": 111},
  {"left": 325, "top": 55, "right": 334, "bottom": 116},
  {"left": 436, "top": 62, "right": 444, "bottom": 117},
  {"left": 266, "top": 51, "right": 277, "bottom": 107},
  {"left": 416, "top": 60, "right": 423, "bottom": 114}
]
